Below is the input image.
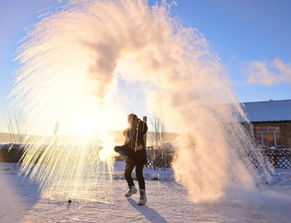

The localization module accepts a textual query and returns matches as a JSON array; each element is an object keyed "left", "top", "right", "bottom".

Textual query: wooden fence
[
  {"left": 146, "top": 146, "right": 173, "bottom": 170},
  {"left": 250, "top": 149, "right": 291, "bottom": 169},
  {"left": 1, "top": 144, "right": 290, "bottom": 169},
  {"left": 0, "top": 144, "right": 24, "bottom": 163}
]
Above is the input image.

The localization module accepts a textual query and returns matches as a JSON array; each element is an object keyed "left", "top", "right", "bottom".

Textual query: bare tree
[
  {"left": 6, "top": 112, "right": 26, "bottom": 145},
  {"left": 150, "top": 116, "right": 165, "bottom": 147},
  {"left": 146, "top": 116, "right": 173, "bottom": 170}
]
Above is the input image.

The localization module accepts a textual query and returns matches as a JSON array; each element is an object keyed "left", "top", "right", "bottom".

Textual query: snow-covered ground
[{"left": 0, "top": 162, "right": 291, "bottom": 223}]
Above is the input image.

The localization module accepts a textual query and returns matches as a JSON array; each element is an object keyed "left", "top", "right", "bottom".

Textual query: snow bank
[{"left": 0, "top": 165, "right": 26, "bottom": 223}]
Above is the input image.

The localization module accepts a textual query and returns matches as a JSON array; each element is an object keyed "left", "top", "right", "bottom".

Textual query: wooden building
[{"left": 243, "top": 99, "right": 291, "bottom": 149}]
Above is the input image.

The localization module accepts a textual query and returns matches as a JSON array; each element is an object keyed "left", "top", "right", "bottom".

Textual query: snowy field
[{"left": 0, "top": 162, "right": 291, "bottom": 223}]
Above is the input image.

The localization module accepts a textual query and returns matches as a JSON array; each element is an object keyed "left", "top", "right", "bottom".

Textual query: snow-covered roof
[{"left": 242, "top": 99, "right": 291, "bottom": 122}]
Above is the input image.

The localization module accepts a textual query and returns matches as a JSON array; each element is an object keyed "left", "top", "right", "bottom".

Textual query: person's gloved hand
[{"left": 114, "top": 146, "right": 129, "bottom": 155}]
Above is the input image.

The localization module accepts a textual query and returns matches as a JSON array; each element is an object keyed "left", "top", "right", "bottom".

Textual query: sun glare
[{"left": 73, "top": 119, "right": 95, "bottom": 136}]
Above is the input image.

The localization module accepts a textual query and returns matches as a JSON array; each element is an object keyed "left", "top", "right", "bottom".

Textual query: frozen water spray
[{"left": 13, "top": 0, "right": 272, "bottom": 202}]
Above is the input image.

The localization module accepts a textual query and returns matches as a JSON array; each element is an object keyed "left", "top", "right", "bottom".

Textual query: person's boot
[
  {"left": 125, "top": 185, "right": 137, "bottom": 197},
  {"left": 138, "top": 189, "right": 147, "bottom": 206}
]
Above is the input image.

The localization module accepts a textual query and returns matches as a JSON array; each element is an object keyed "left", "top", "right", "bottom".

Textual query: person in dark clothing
[{"left": 114, "top": 113, "right": 148, "bottom": 205}]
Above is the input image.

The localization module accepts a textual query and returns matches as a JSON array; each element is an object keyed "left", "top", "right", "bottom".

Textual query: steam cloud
[{"left": 13, "top": 0, "right": 271, "bottom": 202}]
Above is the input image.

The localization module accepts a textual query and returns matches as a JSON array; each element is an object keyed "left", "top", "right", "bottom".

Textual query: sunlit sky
[{"left": 1, "top": 0, "right": 291, "bottom": 132}]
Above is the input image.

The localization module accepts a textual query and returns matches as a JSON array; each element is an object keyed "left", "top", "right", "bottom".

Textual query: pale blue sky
[{"left": 1, "top": 0, "right": 291, "bottom": 132}]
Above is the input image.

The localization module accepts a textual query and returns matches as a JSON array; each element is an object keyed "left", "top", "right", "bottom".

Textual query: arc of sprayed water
[{"left": 13, "top": 0, "right": 272, "bottom": 202}]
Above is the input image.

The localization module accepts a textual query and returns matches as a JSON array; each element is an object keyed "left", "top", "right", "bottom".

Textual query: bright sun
[{"left": 73, "top": 119, "right": 95, "bottom": 136}]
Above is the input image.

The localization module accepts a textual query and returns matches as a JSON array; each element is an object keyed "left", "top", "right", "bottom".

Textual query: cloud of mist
[
  {"left": 244, "top": 58, "right": 291, "bottom": 85},
  {"left": 13, "top": 0, "right": 271, "bottom": 202}
]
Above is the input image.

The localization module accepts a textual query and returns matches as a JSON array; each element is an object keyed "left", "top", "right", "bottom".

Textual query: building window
[{"left": 255, "top": 126, "right": 282, "bottom": 147}]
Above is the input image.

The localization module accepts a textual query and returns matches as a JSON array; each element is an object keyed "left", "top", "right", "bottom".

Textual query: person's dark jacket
[{"left": 123, "top": 119, "right": 148, "bottom": 165}]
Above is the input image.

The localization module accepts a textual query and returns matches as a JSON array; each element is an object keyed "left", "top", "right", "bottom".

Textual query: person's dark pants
[{"left": 124, "top": 159, "right": 145, "bottom": 190}]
